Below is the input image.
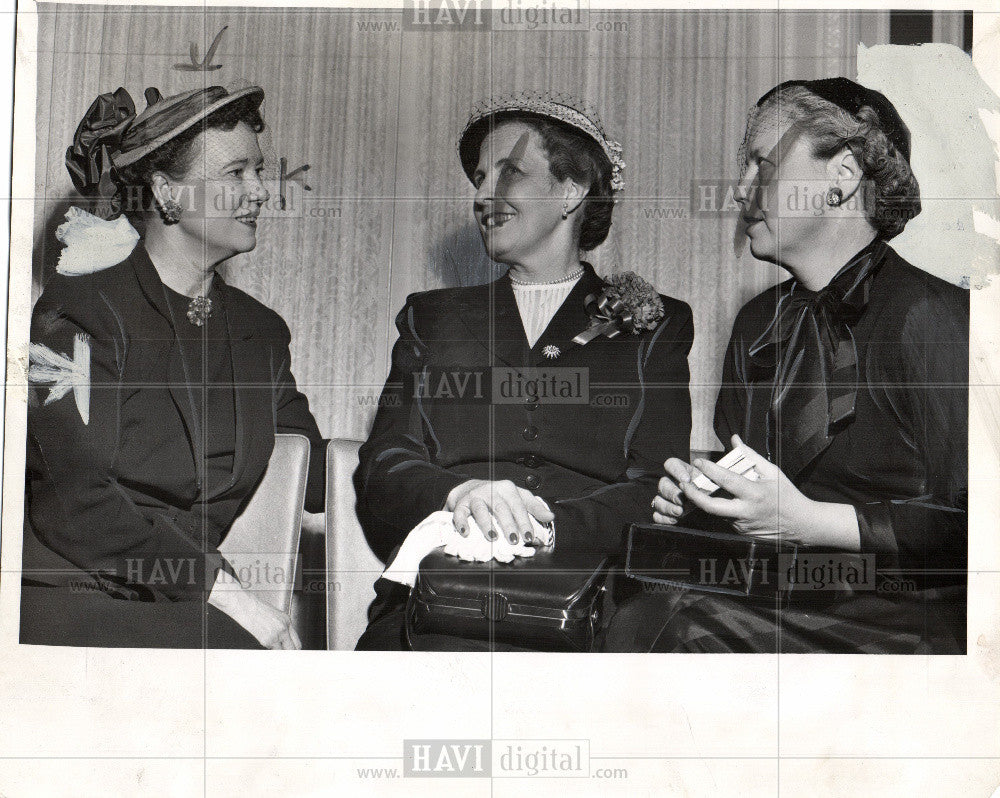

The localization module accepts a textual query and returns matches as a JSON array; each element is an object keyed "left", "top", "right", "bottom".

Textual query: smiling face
[
  {"left": 471, "top": 121, "right": 572, "bottom": 266},
  {"left": 735, "top": 109, "right": 833, "bottom": 266},
  {"left": 165, "top": 120, "right": 270, "bottom": 263}
]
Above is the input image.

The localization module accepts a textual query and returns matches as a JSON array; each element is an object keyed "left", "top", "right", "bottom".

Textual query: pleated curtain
[{"left": 32, "top": 7, "right": 901, "bottom": 450}]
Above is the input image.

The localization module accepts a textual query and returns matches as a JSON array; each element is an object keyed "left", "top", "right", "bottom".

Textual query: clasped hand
[
  {"left": 446, "top": 479, "right": 554, "bottom": 551},
  {"left": 382, "top": 481, "right": 555, "bottom": 586},
  {"left": 441, "top": 513, "right": 540, "bottom": 563},
  {"left": 208, "top": 578, "right": 301, "bottom": 650},
  {"left": 651, "top": 434, "right": 857, "bottom": 548}
]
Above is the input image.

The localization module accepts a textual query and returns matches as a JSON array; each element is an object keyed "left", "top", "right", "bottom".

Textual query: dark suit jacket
[
  {"left": 24, "top": 244, "right": 327, "bottom": 602},
  {"left": 356, "top": 262, "right": 693, "bottom": 560},
  {"left": 715, "top": 243, "right": 968, "bottom": 584}
]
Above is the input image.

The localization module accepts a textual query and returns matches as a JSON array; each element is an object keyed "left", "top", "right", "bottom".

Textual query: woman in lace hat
[
  {"left": 355, "top": 91, "right": 695, "bottom": 650},
  {"left": 604, "top": 78, "right": 968, "bottom": 654},
  {"left": 22, "top": 85, "right": 327, "bottom": 649}
]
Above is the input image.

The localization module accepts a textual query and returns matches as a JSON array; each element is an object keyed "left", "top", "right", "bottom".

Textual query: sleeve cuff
[{"left": 855, "top": 503, "right": 899, "bottom": 560}]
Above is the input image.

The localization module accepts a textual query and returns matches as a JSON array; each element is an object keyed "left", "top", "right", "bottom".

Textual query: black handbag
[
  {"left": 625, "top": 522, "right": 803, "bottom": 605},
  {"left": 406, "top": 548, "right": 610, "bottom": 652},
  {"left": 626, "top": 519, "right": 881, "bottom": 606}
]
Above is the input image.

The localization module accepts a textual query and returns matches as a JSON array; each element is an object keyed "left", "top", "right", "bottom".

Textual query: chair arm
[
  {"left": 326, "top": 438, "right": 384, "bottom": 650},
  {"left": 219, "top": 433, "right": 311, "bottom": 616}
]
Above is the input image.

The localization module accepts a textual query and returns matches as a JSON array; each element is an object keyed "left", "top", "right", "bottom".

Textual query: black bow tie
[{"left": 748, "top": 238, "right": 887, "bottom": 478}]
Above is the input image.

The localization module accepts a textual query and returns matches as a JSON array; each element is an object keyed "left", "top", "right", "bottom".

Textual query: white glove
[{"left": 381, "top": 511, "right": 452, "bottom": 587}]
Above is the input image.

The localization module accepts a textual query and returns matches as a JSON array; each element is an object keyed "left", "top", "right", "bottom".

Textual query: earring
[
  {"left": 159, "top": 198, "right": 183, "bottom": 224},
  {"left": 561, "top": 202, "right": 569, "bottom": 219},
  {"left": 825, "top": 187, "right": 843, "bottom": 207}
]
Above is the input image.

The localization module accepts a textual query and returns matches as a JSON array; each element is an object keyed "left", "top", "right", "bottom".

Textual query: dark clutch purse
[
  {"left": 406, "top": 548, "right": 610, "bottom": 652},
  {"left": 625, "top": 519, "right": 802, "bottom": 605}
]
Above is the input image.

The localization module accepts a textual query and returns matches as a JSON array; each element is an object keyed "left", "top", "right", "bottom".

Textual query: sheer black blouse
[{"left": 715, "top": 244, "right": 968, "bottom": 584}]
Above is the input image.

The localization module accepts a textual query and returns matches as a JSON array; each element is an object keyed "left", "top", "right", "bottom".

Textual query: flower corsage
[{"left": 572, "top": 271, "right": 664, "bottom": 345}]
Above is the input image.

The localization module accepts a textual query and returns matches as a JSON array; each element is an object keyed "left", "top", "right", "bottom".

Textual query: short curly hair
[
  {"left": 487, "top": 112, "right": 615, "bottom": 251},
  {"left": 116, "top": 97, "right": 265, "bottom": 222},
  {"left": 753, "top": 84, "right": 920, "bottom": 239}
]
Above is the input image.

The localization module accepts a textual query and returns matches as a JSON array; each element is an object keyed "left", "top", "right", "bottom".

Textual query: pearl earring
[{"left": 561, "top": 202, "right": 569, "bottom": 219}]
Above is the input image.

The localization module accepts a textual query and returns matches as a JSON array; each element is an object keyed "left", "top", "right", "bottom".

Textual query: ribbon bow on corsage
[{"left": 572, "top": 271, "right": 664, "bottom": 345}]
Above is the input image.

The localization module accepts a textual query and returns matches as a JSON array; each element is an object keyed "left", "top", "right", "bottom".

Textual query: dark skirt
[
  {"left": 358, "top": 569, "right": 966, "bottom": 655},
  {"left": 19, "top": 583, "right": 264, "bottom": 649},
  {"left": 599, "top": 585, "right": 966, "bottom": 654}
]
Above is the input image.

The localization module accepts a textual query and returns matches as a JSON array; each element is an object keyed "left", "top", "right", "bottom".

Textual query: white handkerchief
[{"left": 381, "top": 510, "right": 551, "bottom": 587}]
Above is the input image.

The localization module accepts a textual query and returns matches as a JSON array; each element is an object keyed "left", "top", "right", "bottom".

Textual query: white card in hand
[{"left": 691, "top": 446, "right": 759, "bottom": 493}]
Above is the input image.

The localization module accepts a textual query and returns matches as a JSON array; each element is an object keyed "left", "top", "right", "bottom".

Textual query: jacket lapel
[
  {"left": 129, "top": 244, "right": 205, "bottom": 489},
  {"left": 214, "top": 278, "right": 272, "bottom": 500},
  {"left": 455, "top": 275, "right": 529, "bottom": 367},
  {"left": 122, "top": 247, "right": 273, "bottom": 501},
  {"left": 530, "top": 262, "right": 605, "bottom": 365}
]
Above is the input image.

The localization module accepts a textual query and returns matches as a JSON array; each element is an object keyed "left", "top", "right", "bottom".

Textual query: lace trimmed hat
[{"left": 457, "top": 90, "right": 626, "bottom": 193}]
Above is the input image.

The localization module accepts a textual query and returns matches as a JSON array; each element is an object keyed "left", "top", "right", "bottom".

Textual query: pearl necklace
[{"left": 509, "top": 267, "right": 584, "bottom": 287}]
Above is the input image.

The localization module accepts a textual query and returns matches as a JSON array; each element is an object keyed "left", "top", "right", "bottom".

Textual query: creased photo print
[{"left": 1, "top": 2, "right": 998, "bottom": 796}]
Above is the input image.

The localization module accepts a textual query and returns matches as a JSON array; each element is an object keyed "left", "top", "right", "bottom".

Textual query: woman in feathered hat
[
  {"left": 605, "top": 78, "right": 968, "bottom": 654},
  {"left": 22, "top": 85, "right": 327, "bottom": 649},
  {"left": 354, "top": 91, "right": 695, "bottom": 650}
]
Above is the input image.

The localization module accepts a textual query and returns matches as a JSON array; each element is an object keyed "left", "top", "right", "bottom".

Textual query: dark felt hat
[{"left": 757, "top": 77, "right": 911, "bottom": 160}]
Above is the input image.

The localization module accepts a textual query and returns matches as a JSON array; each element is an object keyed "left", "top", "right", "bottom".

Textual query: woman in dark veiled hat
[
  {"left": 604, "top": 78, "right": 969, "bottom": 654},
  {"left": 22, "top": 85, "right": 327, "bottom": 649}
]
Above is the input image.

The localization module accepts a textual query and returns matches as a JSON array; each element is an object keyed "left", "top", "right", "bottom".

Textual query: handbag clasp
[{"left": 481, "top": 592, "right": 510, "bottom": 622}]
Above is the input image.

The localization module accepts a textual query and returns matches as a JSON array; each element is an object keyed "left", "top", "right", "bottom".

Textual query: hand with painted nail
[
  {"left": 446, "top": 479, "right": 554, "bottom": 548},
  {"left": 443, "top": 514, "right": 537, "bottom": 563},
  {"left": 676, "top": 435, "right": 860, "bottom": 549},
  {"left": 651, "top": 459, "right": 704, "bottom": 525}
]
